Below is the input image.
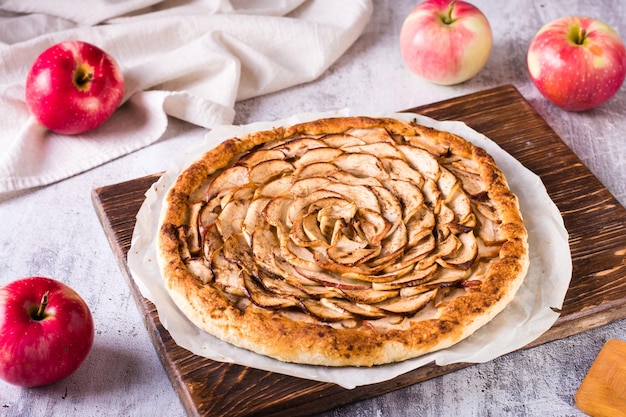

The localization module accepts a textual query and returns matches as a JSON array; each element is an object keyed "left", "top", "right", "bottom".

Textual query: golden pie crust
[{"left": 156, "top": 116, "right": 529, "bottom": 367}]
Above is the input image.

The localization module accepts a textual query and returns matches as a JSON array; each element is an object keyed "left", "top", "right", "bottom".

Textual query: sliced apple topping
[{"left": 178, "top": 122, "right": 511, "bottom": 329}]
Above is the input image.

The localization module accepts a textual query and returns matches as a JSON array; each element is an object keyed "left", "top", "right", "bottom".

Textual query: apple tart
[{"left": 157, "top": 116, "right": 529, "bottom": 367}]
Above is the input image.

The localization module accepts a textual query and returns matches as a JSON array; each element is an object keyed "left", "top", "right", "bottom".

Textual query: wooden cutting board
[{"left": 92, "top": 85, "right": 626, "bottom": 417}]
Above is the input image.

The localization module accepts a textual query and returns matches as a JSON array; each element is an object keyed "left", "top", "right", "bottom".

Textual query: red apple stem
[
  {"left": 576, "top": 28, "right": 588, "bottom": 45},
  {"left": 443, "top": 0, "right": 457, "bottom": 25},
  {"left": 35, "top": 291, "right": 50, "bottom": 320}
]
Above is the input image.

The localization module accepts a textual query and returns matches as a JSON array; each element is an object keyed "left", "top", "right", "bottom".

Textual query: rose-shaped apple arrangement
[
  {"left": 399, "top": 0, "right": 492, "bottom": 85},
  {"left": 176, "top": 125, "right": 506, "bottom": 323},
  {"left": 25, "top": 40, "right": 125, "bottom": 135},
  {"left": 0, "top": 276, "right": 94, "bottom": 387},
  {"left": 528, "top": 16, "right": 626, "bottom": 111}
]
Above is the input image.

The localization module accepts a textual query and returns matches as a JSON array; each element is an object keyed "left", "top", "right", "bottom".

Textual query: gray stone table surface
[{"left": 1, "top": 0, "right": 625, "bottom": 416}]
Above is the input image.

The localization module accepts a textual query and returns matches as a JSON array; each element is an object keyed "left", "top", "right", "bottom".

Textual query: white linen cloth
[{"left": 0, "top": 0, "right": 373, "bottom": 195}]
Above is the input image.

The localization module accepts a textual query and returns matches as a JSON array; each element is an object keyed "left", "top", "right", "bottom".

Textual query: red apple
[
  {"left": 527, "top": 16, "right": 626, "bottom": 112},
  {"left": 25, "top": 40, "right": 124, "bottom": 135},
  {"left": 399, "top": 0, "right": 492, "bottom": 85},
  {"left": 0, "top": 276, "right": 94, "bottom": 387}
]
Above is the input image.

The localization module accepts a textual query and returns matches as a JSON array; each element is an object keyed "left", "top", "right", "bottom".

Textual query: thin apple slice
[
  {"left": 274, "top": 259, "right": 348, "bottom": 298},
  {"left": 398, "top": 144, "right": 441, "bottom": 180},
  {"left": 474, "top": 208, "right": 505, "bottom": 245},
  {"left": 438, "top": 232, "right": 479, "bottom": 270},
  {"left": 222, "top": 232, "right": 258, "bottom": 277},
  {"left": 448, "top": 192, "right": 473, "bottom": 225},
  {"left": 299, "top": 298, "right": 355, "bottom": 322},
  {"left": 283, "top": 229, "right": 341, "bottom": 275},
  {"left": 405, "top": 207, "right": 436, "bottom": 247},
  {"left": 257, "top": 269, "right": 309, "bottom": 298},
  {"left": 354, "top": 208, "right": 391, "bottom": 246},
  {"left": 382, "top": 178, "right": 425, "bottom": 222},
  {"left": 344, "top": 127, "right": 395, "bottom": 144},
  {"left": 327, "top": 170, "right": 382, "bottom": 188},
  {"left": 325, "top": 182, "right": 381, "bottom": 214},
  {"left": 342, "top": 141, "right": 405, "bottom": 159},
  {"left": 294, "top": 161, "right": 338, "bottom": 179},
  {"left": 372, "top": 264, "right": 438, "bottom": 291},
  {"left": 212, "top": 247, "right": 246, "bottom": 297},
  {"left": 438, "top": 167, "right": 460, "bottom": 202},
  {"left": 416, "top": 233, "right": 460, "bottom": 270},
  {"left": 186, "top": 202, "right": 203, "bottom": 255},
  {"left": 293, "top": 147, "right": 344, "bottom": 168},
  {"left": 363, "top": 220, "right": 407, "bottom": 269},
  {"left": 327, "top": 232, "right": 379, "bottom": 267},
  {"left": 186, "top": 258, "right": 214, "bottom": 284},
  {"left": 421, "top": 178, "right": 442, "bottom": 214},
  {"left": 290, "top": 212, "right": 328, "bottom": 248},
  {"left": 241, "top": 197, "right": 270, "bottom": 244},
  {"left": 374, "top": 289, "right": 437, "bottom": 316},
  {"left": 476, "top": 235, "right": 501, "bottom": 259},
  {"left": 249, "top": 159, "right": 294, "bottom": 185},
  {"left": 287, "top": 190, "right": 343, "bottom": 226},
  {"left": 409, "top": 267, "right": 470, "bottom": 293},
  {"left": 237, "top": 149, "right": 286, "bottom": 167},
  {"left": 254, "top": 176, "right": 295, "bottom": 198},
  {"left": 263, "top": 196, "right": 293, "bottom": 233},
  {"left": 381, "top": 157, "right": 425, "bottom": 187},
  {"left": 202, "top": 222, "right": 224, "bottom": 264},
  {"left": 324, "top": 298, "right": 388, "bottom": 319},
  {"left": 340, "top": 287, "right": 400, "bottom": 303},
  {"left": 288, "top": 177, "right": 331, "bottom": 197},
  {"left": 293, "top": 266, "right": 371, "bottom": 290},
  {"left": 370, "top": 185, "right": 403, "bottom": 232},
  {"left": 406, "top": 129, "right": 451, "bottom": 156},
  {"left": 332, "top": 152, "right": 389, "bottom": 180},
  {"left": 271, "top": 137, "right": 327, "bottom": 158},
  {"left": 205, "top": 165, "right": 249, "bottom": 201},
  {"left": 381, "top": 234, "right": 435, "bottom": 274},
  {"left": 216, "top": 198, "right": 249, "bottom": 242},
  {"left": 321, "top": 133, "right": 366, "bottom": 148},
  {"left": 243, "top": 271, "right": 299, "bottom": 309}
]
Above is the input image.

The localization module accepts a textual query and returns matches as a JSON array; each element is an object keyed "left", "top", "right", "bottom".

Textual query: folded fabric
[{"left": 0, "top": 0, "right": 373, "bottom": 195}]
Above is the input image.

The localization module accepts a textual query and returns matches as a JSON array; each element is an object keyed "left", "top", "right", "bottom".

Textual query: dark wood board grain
[{"left": 92, "top": 85, "right": 626, "bottom": 417}]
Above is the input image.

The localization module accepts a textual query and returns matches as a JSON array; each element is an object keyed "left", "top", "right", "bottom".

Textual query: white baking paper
[{"left": 127, "top": 111, "right": 572, "bottom": 389}]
